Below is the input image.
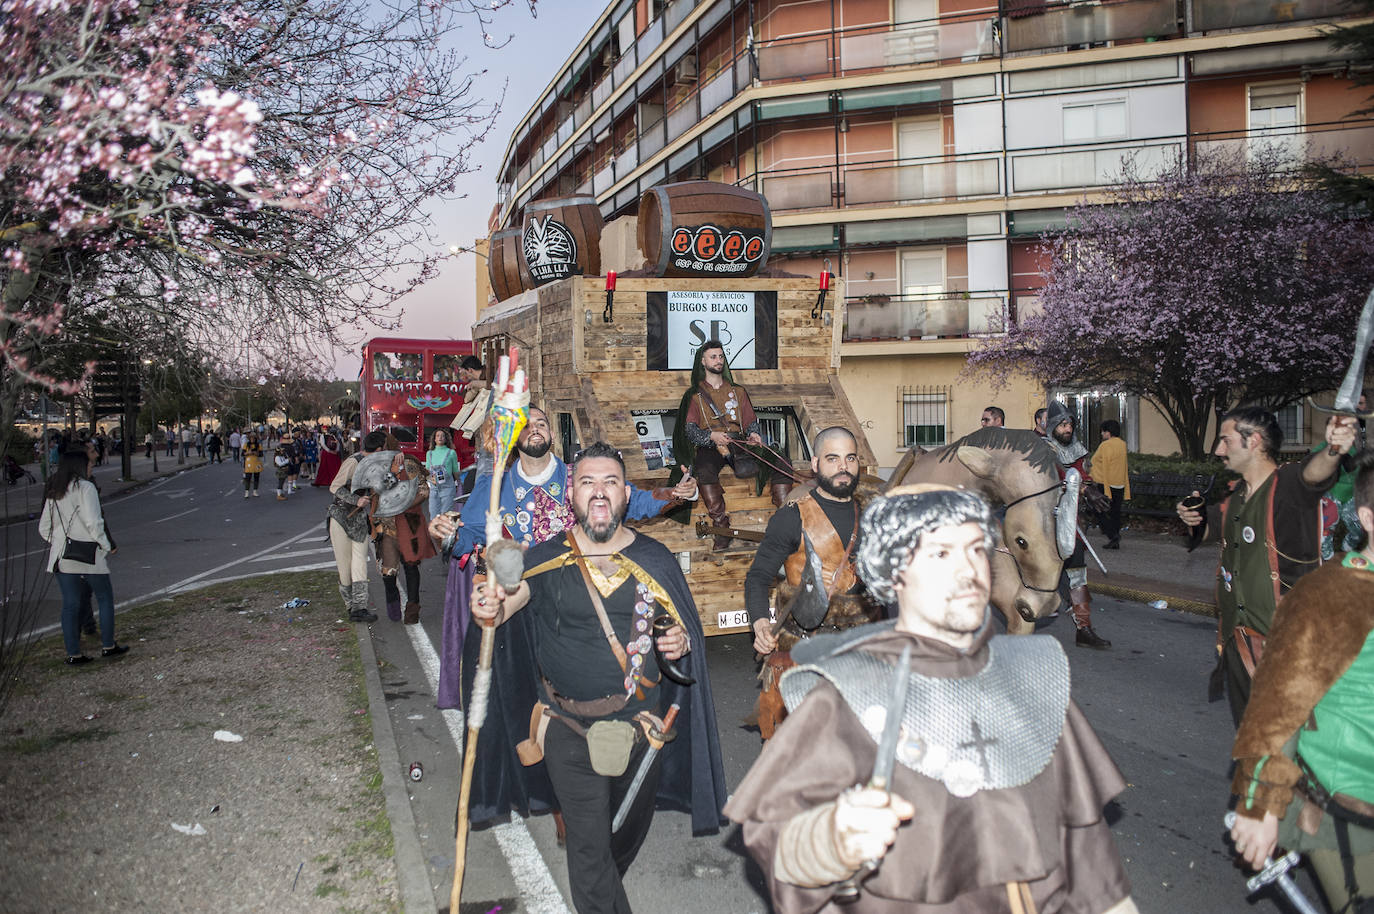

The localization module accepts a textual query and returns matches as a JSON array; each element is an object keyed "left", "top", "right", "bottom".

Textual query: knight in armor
[
  {"left": 1041, "top": 401, "right": 1112, "bottom": 649},
  {"left": 725, "top": 486, "right": 1138, "bottom": 913},
  {"left": 673, "top": 339, "right": 767, "bottom": 551},
  {"left": 745, "top": 426, "right": 880, "bottom": 739}
]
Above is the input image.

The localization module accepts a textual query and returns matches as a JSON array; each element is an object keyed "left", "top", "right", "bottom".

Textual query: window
[
  {"left": 1062, "top": 100, "right": 1126, "bottom": 143},
  {"left": 901, "top": 388, "right": 948, "bottom": 448},
  {"left": 1248, "top": 82, "right": 1303, "bottom": 163},
  {"left": 1275, "top": 402, "right": 1305, "bottom": 450}
]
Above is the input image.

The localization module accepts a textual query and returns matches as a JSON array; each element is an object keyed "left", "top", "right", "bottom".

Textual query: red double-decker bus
[{"left": 359, "top": 337, "right": 475, "bottom": 461}]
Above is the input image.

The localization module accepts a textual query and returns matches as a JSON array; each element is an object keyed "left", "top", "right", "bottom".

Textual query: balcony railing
[
  {"left": 844, "top": 293, "right": 1008, "bottom": 341},
  {"left": 757, "top": 13, "right": 998, "bottom": 82},
  {"left": 1191, "top": 0, "right": 1350, "bottom": 31},
  {"left": 1004, "top": 0, "right": 1180, "bottom": 54},
  {"left": 1193, "top": 121, "right": 1374, "bottom": 170},
  {"left": 753, "top": 154, "right": 1003, "bottom": 212},
  {"left": 1009, "top": 138, "right": 1180, "bottom": 192}
]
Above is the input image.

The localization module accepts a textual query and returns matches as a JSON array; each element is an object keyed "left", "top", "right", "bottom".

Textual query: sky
[{"left": 333, "top": 0, "right": 607, "bottom": 378}]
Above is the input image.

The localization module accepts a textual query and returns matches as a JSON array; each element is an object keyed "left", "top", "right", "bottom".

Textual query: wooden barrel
[
  {"left": 487, "top": 228, "right": 530, "bottom": 302},
  {"left": 521, "top": 196, "right": 603, "bottom": 286},
  {"left": 637, "top": 181, "right": 772, "bottom": 278}
]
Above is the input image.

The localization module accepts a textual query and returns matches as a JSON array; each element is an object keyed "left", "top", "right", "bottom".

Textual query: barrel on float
[
  {"left": 637, "top": 181, "right": 772, "bottom": 278},
  {"left": 487, "top": 228, "right": 531, "bottom": 302},
  {"left": 521, "top": 196, "right": 603, "bottom": 286}
]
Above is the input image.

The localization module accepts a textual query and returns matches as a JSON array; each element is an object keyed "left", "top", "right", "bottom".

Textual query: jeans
[
  {"left": 428, "top": 479, "right": 457, "bottom": 519},
  {"left": 56, "top": 571, "right": 115, "bottom": 656}
]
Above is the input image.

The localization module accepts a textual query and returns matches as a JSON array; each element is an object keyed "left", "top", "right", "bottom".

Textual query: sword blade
[
  {"left": 1333, "top": 285, "right": 1374, "bottom": 413},
  {"left": 1077, "top": 524, "right": 1108, "bottom": 575},
  {"left": 611, "top": 703, "right": 681, "bottom": 833},
  {"left": 869, "top": 643, "right": 913, "bottom": 789}
]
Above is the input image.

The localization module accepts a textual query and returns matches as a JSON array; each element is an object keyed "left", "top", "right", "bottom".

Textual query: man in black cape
[{"left": 471, "top": 442, "right": 727, "bottom": 914}]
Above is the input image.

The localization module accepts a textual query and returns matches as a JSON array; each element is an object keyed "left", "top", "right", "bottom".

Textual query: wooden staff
[{"left": 452, "top": 348, "right": 528, "bottom": 913}]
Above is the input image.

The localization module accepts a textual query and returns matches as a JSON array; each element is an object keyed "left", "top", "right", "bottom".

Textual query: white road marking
[
  {"left": 404, "top": 625, "right": 569, "bottom": 914},
  {"left": 248, "top": 545, "right": 334, "bottom": 563},
  {"left": 165, "top": 561, "right": 337, "bottom": 593},
  {"left": 153, "top": 508, "right": 198, "bottom": 524}
]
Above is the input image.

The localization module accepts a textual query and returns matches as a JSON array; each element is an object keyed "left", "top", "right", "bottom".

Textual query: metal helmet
[
  {"left": 351, "top": 450, "right": 418, "bottom": 518},
  {"left": 1045, "top": 400, "right": 1075, "bottom": 433}
]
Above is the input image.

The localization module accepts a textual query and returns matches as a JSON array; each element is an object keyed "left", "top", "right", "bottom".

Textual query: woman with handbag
[
  {"left": 38, "top": 450, "right": 127, "bottom": 665},
  {"left": 425, "top": 428, "right": 460, "bottom": 518}
]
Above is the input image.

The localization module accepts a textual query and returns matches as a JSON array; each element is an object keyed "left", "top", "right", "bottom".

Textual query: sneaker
[
  {"left": 244, "top": 491, "right": 250, "bottom": 499},
  {"left": 66, "top": 655, "right": 93, "bottom": 665},
  {"left": 253, "top": 490, "right": 260, "bottom": 497},
  {"left": 276, "top": 493, "right": 287, "bottom": 501},
  {"left": 1075, "top": 626, "right": 1111, "bottom": 649},
  {"left": 348, "top": 608, "right": 379, "bottom": 624}
]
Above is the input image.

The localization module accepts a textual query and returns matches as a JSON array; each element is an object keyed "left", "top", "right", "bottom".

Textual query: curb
[
  {"left": 357, "top": 621, "right": 438, "bottom": 914},
  {"left": 1094, "top": 582, "right": 1217, "bottom": 618}
]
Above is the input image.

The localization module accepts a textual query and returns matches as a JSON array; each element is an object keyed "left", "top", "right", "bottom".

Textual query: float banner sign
[{"left": 646, "top": 290, "right": 778, "bottom": 371}]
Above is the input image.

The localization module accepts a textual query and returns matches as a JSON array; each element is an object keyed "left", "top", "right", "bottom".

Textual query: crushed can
[{"left": 409, "top": 762, "right": 423, "bottom": 782}]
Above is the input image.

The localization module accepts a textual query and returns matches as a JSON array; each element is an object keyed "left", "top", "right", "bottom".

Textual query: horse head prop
[{"left": 890, "top": 428, "right": 1067, "bottom": 634}]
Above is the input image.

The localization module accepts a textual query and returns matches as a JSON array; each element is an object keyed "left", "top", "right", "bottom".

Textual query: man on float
[
  {"left": 676, "top": 339, "right": 763, "bottom": 551},
  {"left": 745, "top": 426, "right": 880, "bottom": 739}
]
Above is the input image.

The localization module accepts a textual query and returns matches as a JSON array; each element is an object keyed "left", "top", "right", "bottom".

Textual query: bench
[{"left": 1122, "top": 471, "right": 1216, "bottom": 518}]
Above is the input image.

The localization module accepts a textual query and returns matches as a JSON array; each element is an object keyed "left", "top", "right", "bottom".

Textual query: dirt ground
[{"left": 0, "top": 570, "right": 399, "bottom": 914}]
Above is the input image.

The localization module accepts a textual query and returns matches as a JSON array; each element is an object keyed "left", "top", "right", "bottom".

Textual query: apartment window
[
  {"left": 900, "top": 248, "right": 945, "bottom": 298},
  {"left": 1275, "top": 401, "right": 1306, "bottom": 450},
  {"left": 1247, "top": 82, "right": 1303, "bottom": 160},
  {"left": 901, "top": 387, "right": 949, "bottom": 449},
  {"left": 1063, "top": 100, "right": 1126, "bottom": 143}
]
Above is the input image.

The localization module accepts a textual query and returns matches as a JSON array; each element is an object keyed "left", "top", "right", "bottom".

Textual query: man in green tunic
[{"left": 1177, "top": 407, "right": 1355, "bottom": 723}]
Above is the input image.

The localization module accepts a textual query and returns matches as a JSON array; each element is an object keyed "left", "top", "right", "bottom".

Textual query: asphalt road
[
  {"left": 376, "top": 564, "right": 1326, "bottom": 914},
  {"left": 2, "top": 456, "right": 335, "bottom": 645}
]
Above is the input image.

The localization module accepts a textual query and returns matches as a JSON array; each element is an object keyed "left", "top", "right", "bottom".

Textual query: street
[
  {"left": 2, "top": 455, "right": 335, "bottom": 642},
  {"left": 3, "top": 466, "right": 1323, "bottom": 913}
]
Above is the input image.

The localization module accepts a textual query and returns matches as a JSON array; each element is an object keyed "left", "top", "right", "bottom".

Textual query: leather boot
[
  {"left": 349, "top": 582, "right": 378, "bottom": 624},
  {"left": 1069, "top": 584, "right": 1110, "bottom": 649},
  {"left": 770, "top": 477, "right": 794, "bottom": 508},
  {"left": 403, "top": 603, "right": 420, "bottom": 625},
  {"left": 700, "top": 482, "right": 732, "bottom": 551}
]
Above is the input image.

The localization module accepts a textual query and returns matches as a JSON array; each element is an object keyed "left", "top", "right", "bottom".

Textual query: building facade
[{"left": 484, "top": 0, "right": 1372, "bottom": 468}]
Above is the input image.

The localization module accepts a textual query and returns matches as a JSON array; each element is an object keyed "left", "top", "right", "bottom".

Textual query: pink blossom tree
[
  {"left": 0, "top": 0, "right": 533, "bottom": 714},
  {"left": 967, "top": 147, "right": 1374, "bottom": 458},
  {"left": 0, "top": 0, "right": 533, "bottom": 444}
]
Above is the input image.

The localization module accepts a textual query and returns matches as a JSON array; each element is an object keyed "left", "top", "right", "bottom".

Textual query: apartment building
[{"left": 483, "top": 0, "right": 1372, "bottom": 466}]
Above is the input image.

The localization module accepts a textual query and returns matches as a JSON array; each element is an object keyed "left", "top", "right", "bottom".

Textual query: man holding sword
[{"left": 726, "top": 486, "right": 1137, "bottom": 912}]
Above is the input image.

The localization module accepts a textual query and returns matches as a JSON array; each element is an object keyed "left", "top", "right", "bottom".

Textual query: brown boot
[
  {"left": 403, "top": 603, "right": 420, "bottom": 625},
  {"left": 770, "top": 478, "right": 794, "bottom": 508},
  {"left": 700, "top": 482, "right": 732, "bottom": 551},
  {"left": 1069, "top": 584, "right": 1110, "bottom": 649}
]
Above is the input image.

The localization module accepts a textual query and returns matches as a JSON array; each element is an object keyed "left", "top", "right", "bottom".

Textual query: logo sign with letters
[
  {"left": 668, "top": 224, "right": 766, "bottom": 276},
  {"left": 522, "top": 216, "right": 579, "bottom": 285},
  {"left": 645, "top": 290, "right": 778, "bottom": 371}
]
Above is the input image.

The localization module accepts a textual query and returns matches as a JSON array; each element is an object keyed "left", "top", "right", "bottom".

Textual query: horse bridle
[{"left": 993, "top": 479, "right": 1064, "bottom": 594}]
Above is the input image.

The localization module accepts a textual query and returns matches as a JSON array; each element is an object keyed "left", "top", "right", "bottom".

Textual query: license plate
[{"left": 716, "top": 610, "right": 750, "bottom": 630}]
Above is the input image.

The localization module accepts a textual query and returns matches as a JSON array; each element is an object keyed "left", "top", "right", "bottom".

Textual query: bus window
[
  {"left": 374, "top": 351, "right": 422, "bottom": 381},
  {"left": 434, "top": 354, "right": 464, "bottom": 383}
]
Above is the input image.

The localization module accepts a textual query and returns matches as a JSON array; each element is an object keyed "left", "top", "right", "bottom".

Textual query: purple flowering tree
[{"left": 968, "top": 147, "right": 1374, "bottom": 458}]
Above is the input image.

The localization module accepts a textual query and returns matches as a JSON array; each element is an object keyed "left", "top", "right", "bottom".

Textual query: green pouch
[{"left": 585, "top": 719, "right": 636, "bottom": 777}]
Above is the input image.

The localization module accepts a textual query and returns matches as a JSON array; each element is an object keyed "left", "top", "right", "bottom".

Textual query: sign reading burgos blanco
[{"left": 665, "top": 290, "right": 757, "bottom": 370}]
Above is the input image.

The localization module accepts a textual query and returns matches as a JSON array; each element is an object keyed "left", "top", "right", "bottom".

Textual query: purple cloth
[{"left": 437, "top": 555, "right": 474, "bottom": 709}]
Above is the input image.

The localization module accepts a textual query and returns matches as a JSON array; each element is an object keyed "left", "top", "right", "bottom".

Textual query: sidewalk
[
  {"left": 2, "top": 451, "right": 211, "bottom": 524},
  {"left": 1086, "top": 525, "right": 1217, "bottom": 616}
]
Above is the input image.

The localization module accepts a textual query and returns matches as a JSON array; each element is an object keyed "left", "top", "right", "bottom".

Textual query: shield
[
  {"left": 351, "top": 450, "right": 418, "bottom": 518},
  {"left": 1056, "top": 469, "right": 1080, "bottom": 560}
]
